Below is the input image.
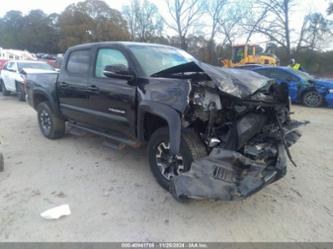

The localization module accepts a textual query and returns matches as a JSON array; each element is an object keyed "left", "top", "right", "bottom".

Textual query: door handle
[
  {"left": 59, "top": 82, "right": 69, "bottom": 87},
  {"left": 88, "top": 85, "right": 100, "bottom": 92}
]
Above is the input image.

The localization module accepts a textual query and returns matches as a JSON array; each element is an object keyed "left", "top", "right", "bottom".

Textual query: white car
[{"left": 0, "top": 60, "right": 55, "bottom": 101}]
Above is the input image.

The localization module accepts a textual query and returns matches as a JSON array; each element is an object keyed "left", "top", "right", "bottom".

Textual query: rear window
[{"left": 66, "top": 50, "right": 90, "bottom": 74}]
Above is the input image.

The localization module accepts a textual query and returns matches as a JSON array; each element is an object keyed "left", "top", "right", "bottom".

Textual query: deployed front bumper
[
  {"left": 170, "top": 145, "right": 287, "bottom": 201},
  {"left": 170, "top": 121, "right": 306, "bottom": 201}
]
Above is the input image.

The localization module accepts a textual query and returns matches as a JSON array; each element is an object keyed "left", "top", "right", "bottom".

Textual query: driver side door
[{"left": 86, "top": 46, "right": 137, "bottom": 138}]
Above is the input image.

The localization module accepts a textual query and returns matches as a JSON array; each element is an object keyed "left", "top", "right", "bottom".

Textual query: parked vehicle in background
[
  {"left": 0, "top": 59, "right": 8, "bottom": 70},
  {"left": 40, "top": 54, "right": 57, "bottom": 67},
  {"left": 25, "top": 42, "right": 305, "bottom": 201},
  {"left": 54, "top": 54, "right": 64, "bottom": 70},
  {"left": 0, "top": 60, "right": 55, "bottom": 101},
  {"left": 233, "top": 64, "right": 265, "bottom": 70},
  {"left": 0, "top": 47, "right": 36, "bottom": 61},
  {"left": 0, "top": 48, "right": 38, "bottom": 86},
  {"left": 253, "top": 66, "right": 333, "bottom": 108}
]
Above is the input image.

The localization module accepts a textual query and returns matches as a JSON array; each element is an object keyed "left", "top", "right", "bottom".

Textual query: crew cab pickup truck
[{"left": 26, "top": 42, "right": 305, "bottom": 201}]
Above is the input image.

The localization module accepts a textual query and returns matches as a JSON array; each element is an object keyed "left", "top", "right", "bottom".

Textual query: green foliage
[
  {"left": 58, "top": 0, "right": 129, "bottom": 51},
  {"left": 122, "top": 0, "right": 163, "bottom": 42},
  {"left": 0, "top": 10, "right": 59, "bottom": 53}
]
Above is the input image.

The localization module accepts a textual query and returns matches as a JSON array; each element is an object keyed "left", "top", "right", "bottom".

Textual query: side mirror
[{"left": 103, "top": 64, "right": 135, "bottom": 80}]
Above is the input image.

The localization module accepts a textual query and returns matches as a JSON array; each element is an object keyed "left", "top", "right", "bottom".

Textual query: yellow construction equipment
[{"left": 220, "top": 44, "right": 279, "bottom": 68}]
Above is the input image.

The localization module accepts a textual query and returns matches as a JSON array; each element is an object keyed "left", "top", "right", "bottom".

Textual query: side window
[
  {"left": 6, "top": 62, "right": 14, "bottom": 71},
  {"left": 270, "top": 70, "right": 295, "bottom": 81},
  {"left": 66, "top": 50, "right": 90, "bottom": 74},
  {"left": 95, "top": 48, "right": 128, "bottom": 78},
  {"left": 3, "top": 63, "right": 9, "bottom": 70},
  {"left": 255, "top": 69, "right": 271, "bottom": 77},
  {"left": 12, "top": 62, "right": 18, "bottom": 71}
]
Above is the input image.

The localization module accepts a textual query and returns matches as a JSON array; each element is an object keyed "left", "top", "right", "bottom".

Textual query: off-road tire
[
  {"left": 1, "top": 80, "right": 10, "bottom": 96},
  {"left": 148, "top": 127, "right": 207, "bottom": 191},
  {"left": 37, "top": 102, "right": 65, "bottom": 139},
  {"left": 16, "top": 82, "right": 26, "bottom": 101},
  {"left": 302, "top": 90, "right": 323, "bottom": 107}
]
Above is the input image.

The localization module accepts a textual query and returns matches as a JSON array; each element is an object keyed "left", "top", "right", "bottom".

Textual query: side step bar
[{"left": 67, "top": 122, "right": 140, "bottom": 147}]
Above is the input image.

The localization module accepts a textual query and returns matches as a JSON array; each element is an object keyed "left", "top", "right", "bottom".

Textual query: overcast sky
[{"left": 0, "top": 0, "right": 331, "bottom": 46}]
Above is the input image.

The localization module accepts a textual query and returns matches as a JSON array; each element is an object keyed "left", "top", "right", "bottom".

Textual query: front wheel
[
  {"left": 302, "top": 91, "right": 323, "bottom": 107},
  {"left": 148, "top": 127, "right": 207, "bottom": 191},
  {"left": 37, "top": 102, "right": 65, "bottom": 139}
]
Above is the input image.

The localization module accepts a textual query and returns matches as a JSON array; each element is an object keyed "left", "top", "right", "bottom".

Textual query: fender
[
  {"left": 31, "top": 88, "right": 61, "bottom": 115},
  {"left": 138, "top": 100, "right": 181, "bottom": 155}
]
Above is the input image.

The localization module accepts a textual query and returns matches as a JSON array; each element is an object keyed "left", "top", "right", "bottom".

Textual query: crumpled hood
[
  {"left": 152, "top": 61, "right": 271, "bottom": 99},
  {"left": 314, "top": 79, "right": 333, "bottom": 89}
]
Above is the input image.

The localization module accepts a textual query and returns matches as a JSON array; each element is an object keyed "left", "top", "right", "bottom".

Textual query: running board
[{"left": 67, "top": 122, "right": 139, "bottom": 147}]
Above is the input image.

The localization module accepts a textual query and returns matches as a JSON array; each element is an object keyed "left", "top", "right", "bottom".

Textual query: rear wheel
[
  {"left": 148, "top": 127, "right": 206, "bottom": 191},
  {"left": 1, "top": 80, "right": 10, "bottom": 96},
  {"left": 37, "top": 102, "right": 65, "bottom": 139},
  {"left": 302, "top": 91, "right": 323, "bottom": 107}
]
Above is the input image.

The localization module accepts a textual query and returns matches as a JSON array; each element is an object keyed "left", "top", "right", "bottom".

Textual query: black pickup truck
[{"left": 26, "top": 42, "right": 306, "bottom": 201}]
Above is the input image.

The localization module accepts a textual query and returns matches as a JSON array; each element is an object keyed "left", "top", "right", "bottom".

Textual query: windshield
[
  {"left": 128, "top": 45, "right": 195, "bottom": 76},
  {"left": 19, "top": 62, "right": 54, "bottom": 71},
  {"left": 291, "top": 69, "right": 314, "bottom": 81}
]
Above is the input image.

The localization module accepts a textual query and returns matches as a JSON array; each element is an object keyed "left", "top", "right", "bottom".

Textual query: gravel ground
[{"left": 0, "top": 95, "right": 332, "bottom": 242}]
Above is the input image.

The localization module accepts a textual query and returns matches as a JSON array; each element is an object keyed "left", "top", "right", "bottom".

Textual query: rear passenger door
[
  {"left": 57, "top": 49, "right": 92, "bottom": 124},
  {"left": 86, "top": 46, "right": 137, "bottom": 138}
]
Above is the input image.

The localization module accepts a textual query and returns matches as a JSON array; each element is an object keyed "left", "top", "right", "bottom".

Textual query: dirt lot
[{"left": 0, "top": 95, "right": 333, "bottom": 242}]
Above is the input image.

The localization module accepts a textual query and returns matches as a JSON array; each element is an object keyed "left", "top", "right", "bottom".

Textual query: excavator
[{"left": 220, "top": 44, "right": 279, "bottom": 68}]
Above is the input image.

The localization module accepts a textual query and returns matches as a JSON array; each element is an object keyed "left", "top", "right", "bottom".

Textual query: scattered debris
[
  {"left": 54, "top": 191, "right": 66, "bottom": 198},
  {"left": 40, "top": 204, "right": 71, "bottom": 220}
]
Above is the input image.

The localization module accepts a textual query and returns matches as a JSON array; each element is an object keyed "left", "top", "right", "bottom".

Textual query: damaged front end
[{"left": 153, "top": 62, "right": 307, "bottom": 201}]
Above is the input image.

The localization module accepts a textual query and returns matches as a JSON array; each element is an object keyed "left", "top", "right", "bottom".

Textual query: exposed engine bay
[{"left": 149, "top": 61, "right": 307, "bottom": 201}]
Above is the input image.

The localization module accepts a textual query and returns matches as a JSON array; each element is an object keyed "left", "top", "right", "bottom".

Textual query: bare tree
[
  {"left": 240, "top": 1, "right": 270, "bottom": 44},
  {"left": 328, "top": 2, "right": 333, "bottom": 15},
  {"left": 297, "top": 13, "right": 332, "bottom": 52},
  {"left": 206, "top": 0, "right": 228, "bottom": 63},
  {"left": 251, "top": 0, "right": 295, "bottom": 60},
  {"left": 218, "top": 1, "right": 247, "bottom": 46},
  {"left": 122, "top": 0, "right": 163, "bottom": 42},
  {"left": 165, "top": 0, "right": 205, "bottom": 50}
]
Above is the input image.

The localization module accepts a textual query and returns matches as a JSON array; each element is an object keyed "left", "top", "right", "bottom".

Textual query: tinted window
[
  {"left": 6, "top": 62, "right": 16, "bottom": 71},
  {"left": 95, "top": 48, "right": 128, "bottom": 78},
  {"left": 3, "top": 62, "right": 9, "bottom": 70},
  {"left": 256, "top": 69, "right": 297, "bottom": 81},
  {"left": 232, "top": 47, "right": 245, "bottom": 63},
  {"left": 269, "top": 69, "right": 297, "bottom": 81},
  {"left": 255, "top": 69, "right": 271, "bottom": 77},
  {"left": 67, "top": 50, "right": 90, "bottom": 74}
]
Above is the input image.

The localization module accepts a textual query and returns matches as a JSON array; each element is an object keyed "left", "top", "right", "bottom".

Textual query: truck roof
[{"left": 70, "top": 41, "right": 176, "bottom": 50}]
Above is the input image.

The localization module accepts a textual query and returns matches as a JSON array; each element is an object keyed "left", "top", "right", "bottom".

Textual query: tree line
[{"left": 0, "top": 0, "right": 332, "bottom": 74}]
